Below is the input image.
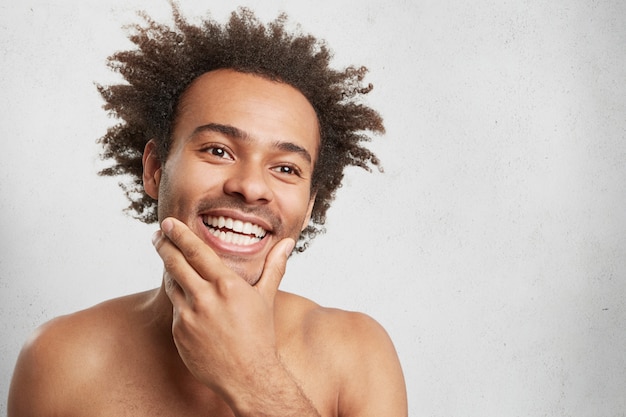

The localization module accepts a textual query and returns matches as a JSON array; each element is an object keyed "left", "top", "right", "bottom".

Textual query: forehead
[{"left": 173, "top": 69, "right": 320, "bottom": 159}]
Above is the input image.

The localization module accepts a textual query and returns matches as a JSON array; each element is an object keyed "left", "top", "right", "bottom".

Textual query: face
[{"left": 143, "top": 69, "right": 319, "bottom": 284}]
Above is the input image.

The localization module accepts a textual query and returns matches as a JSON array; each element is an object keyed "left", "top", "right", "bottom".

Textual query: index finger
[{"left": 158, "top": 217, "right": 230, "bottom": 284}]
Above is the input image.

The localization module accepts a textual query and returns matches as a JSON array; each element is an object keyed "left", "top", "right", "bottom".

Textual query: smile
[{"left": 202, "top": 215, "right": 267, "bottom": 246}]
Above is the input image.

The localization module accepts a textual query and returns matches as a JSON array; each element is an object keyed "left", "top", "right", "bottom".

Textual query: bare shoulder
[
  {"left": 276, "top": 291, "right": 408, "bottom": 417},
  {"left": 277, "top": 290, "right": 398, "bottom": 355},
  {"left": 8, "top": 290, "right": 158, "bottom": 417}
]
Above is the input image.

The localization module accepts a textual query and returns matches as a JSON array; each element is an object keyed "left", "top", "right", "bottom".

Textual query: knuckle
[
  {"left": 184, "top": 243, "right": 202, "bottom": 261},
  {"left": 265, "top": 261, "right": 285, "bottom": 284},
  {"left": 164, "top": 273, "right": 177, "bottom": 292},
  {"left": 162, "top": 254, "right": 178, "bottom": 273},
  {"left": 176, "top": 307, "right": 193, "bottom": 324},
  {"left": 274, "top": 262, "right": 286, "bottom": 278},
  {"left": 172, "top": 309, "right": 195, "bottom": 337},
  {"left": 215, "top": 277, "right": 235, "bottom": 298}
]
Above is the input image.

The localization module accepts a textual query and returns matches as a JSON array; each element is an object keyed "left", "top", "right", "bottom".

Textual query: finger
[
  {"left": 163, "top": 270, "right": 187, "bottom": 307},
  {"left": 159, "top": 217, "right": 227, "bottom": 285},
  {"left": 255, "top": 238, "right": 295, "bottom": 302},
  {"left": 152, "top": 225, "right": 207, "bottom": 297}
]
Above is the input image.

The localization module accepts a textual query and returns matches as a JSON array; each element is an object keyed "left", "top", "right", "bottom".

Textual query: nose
[{"left": 223, "top": 162, "right": 274, "bottom": 204}]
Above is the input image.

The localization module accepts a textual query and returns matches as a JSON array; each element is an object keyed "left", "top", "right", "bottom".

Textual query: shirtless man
[{"left": 8, "top": 6, "right": 407, "bottom": 416}]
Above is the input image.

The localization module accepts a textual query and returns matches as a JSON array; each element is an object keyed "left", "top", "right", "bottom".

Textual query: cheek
[
  {"left": 161, "top": 160, "right": 205, "bottom": 195},
  {"left": 278, "top": 191, "right": 314, "bottom": 232},
  {"left": 158, "top": 162, "right": 226, "bottom": 212},
  {"left": 155, "top": 165, "right": 196, "bottom": 217},
  {"left": 155, "top": 169, "right": 175, "bottom": 219}
]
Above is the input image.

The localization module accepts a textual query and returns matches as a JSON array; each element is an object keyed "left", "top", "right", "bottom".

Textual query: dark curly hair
[{"left": 98, "top": 2, "right": 384, "bottom": 250}]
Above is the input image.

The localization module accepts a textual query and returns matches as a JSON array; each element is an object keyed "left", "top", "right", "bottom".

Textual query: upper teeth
[{"left": 203, "top": 215, "right": 267, "bottom": 246}]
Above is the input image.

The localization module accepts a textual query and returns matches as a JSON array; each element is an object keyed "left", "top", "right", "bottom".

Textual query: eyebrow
[{"left": 192, "top": 123, "right": 313, "bottom": 164}]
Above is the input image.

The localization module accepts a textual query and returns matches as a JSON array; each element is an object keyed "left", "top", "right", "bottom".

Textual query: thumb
[{"left": 256, "top": 238, "right": 296, "bottom": 301}]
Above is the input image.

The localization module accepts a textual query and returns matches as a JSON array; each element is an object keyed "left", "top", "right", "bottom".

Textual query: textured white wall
[{"left": 1, "top": 1, "right": 625, "bottom": 416}]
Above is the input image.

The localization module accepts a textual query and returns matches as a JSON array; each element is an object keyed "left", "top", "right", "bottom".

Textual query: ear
[
  {"left": 300, "top": 192, "right": 317, "bottom": 232},
  {"left": 142, "top": 140, "right": 162, "bottom": 200}
]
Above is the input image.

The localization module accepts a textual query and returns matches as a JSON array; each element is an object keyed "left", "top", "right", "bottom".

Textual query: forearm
[{"left": 224, "top": 356, "right": 322, "bottom": 417}]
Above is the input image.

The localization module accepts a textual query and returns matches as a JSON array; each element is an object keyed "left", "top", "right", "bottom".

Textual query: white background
[{"left": 1, "top": 1, "right": 625, "bottom": 416}]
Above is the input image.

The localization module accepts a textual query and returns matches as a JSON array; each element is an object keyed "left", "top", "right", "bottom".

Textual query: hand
[{"left": 151, "top": 217, "right": 295, "bottom": 398}]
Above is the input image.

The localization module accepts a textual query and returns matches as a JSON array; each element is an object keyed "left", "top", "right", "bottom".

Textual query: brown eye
[
  {"left": 272, "top": 165, "right": 301, "bottom": 176},
  {"left": 203, "top": 145, "right": 233, "bottom": 160},
  {"left": 210, "top": 148, "right": 225, "bottom": 157}
]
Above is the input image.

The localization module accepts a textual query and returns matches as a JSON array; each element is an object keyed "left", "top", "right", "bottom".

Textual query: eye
[
  {"left": 201, "top": 144, "right": 234, "bottom": 160},
  {"left": 272, "top": 164, "right": 302, "bottom": 177}
]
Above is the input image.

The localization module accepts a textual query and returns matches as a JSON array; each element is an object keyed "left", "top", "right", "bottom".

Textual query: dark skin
[{"left": 8, "top": 70, "right": 407, "bottom": 417}]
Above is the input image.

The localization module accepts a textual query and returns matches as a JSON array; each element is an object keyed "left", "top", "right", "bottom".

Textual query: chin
[{"left": 223, "top": 258, "right": 263, "bottom": 286}]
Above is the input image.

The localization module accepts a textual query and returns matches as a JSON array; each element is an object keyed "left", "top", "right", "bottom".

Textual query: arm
[
  {"left": 152, "top": 217, "right": 321, "bottom": 416},
  {"left": 334, "top": 312, "right": 408, "bottom": 417},
  {"left": 8, "top": 331, "right": 53, "bottom": 417},
  {"left": 8, "top": 318, "right": 85, "bottom": 417}
]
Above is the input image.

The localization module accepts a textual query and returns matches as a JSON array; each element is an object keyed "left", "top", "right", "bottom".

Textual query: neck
[{"left": 141, "top": 280, "right": 176, "bottom": 342}]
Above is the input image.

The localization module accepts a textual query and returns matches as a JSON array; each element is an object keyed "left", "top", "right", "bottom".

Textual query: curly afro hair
[{"left": 98, "top": 3, "right": 384, "bottom": 250}]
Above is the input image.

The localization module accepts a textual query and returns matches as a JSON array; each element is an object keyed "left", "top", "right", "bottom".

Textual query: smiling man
[
  {"left": 149, "top": 70, "right": 320, "bottom": 286},
  {"left": 8, "top": 5, "right": 407, "bottom": 417}
]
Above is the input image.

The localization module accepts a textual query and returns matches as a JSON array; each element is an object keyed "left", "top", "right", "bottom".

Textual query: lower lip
[{"left": 197, "top": 217, "right": 269, "bottom": 256}]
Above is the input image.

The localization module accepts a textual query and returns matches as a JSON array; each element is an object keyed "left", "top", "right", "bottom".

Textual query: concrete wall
[{"left": 1, "top": 1, "right": 625, "bottom": 415}]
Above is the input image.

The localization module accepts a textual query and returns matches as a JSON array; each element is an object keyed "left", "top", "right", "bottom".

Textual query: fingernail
[
  {"left": 284, "top": 239, "right": 295, "bottom": 256},
  {"left": 161, "top": 218, "right": 173, "bottom": 234},
  {"left": 151, "top": 230, "right": 161, "bottom": 246}
]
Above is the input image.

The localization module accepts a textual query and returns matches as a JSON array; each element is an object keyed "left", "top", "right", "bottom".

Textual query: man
[{"left": 8, "top": 5, "right": 407, "bottom": 416}]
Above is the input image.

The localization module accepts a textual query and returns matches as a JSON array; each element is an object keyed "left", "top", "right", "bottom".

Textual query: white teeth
[{"left": 203, "top": 215, "right": 267, "bottom": 246}]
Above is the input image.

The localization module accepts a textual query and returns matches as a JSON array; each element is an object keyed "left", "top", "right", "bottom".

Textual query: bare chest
[
  {"left": 76, "top": 342, "right": 335, "bottom": 417},
  {"left": 76, "top": 371, "right": 234, "bottom": 417}
]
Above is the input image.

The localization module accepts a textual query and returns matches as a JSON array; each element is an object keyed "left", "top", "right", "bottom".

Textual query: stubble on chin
[{"left": 221, "top": 255, "right": 263, "bottom": 286}]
